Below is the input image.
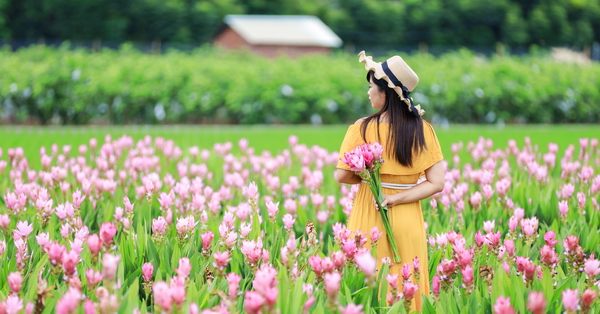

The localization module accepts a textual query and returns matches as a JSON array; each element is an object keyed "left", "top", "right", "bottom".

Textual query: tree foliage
[{"left": 0, "top": 0, "right": 598, "bottom": 48}]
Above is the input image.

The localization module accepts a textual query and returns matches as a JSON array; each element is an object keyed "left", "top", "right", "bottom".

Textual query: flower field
[{"left": 0, "top": 132, "right": 599, "bottom": 313}]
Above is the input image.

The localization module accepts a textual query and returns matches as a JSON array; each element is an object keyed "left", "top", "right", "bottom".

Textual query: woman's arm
[
  {"left": 381, "top": 161, "right": 445, "bottom": 207},
  {"left": 334, "top": 168, "right": 362, "bottom": 185}
]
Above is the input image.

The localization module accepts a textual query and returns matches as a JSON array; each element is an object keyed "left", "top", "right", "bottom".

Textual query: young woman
[{"left": 335, "top": 51, "right": 445, "bottom": 311}]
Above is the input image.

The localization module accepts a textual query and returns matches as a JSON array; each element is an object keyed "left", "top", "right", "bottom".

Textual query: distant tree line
[{"left": 0, "top": 0, "right": 599, "bottom": 49}]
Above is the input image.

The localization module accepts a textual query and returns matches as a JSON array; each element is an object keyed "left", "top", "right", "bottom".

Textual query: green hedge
[{"left": 1, "top": 44, "right": 599, "bottom": 125}]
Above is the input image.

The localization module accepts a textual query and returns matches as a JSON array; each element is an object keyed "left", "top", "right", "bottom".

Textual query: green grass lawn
[{"left": 1, "top": 124, "right": 598, "bottom": 164}]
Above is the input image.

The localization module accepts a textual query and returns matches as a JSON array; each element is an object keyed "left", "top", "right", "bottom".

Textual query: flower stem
[{"left": 369, "top": 171, "right": 401, "bottom": 264}]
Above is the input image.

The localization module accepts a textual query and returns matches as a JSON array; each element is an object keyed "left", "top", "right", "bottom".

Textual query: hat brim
[{"left": 358, "top": 50, "right": 405, "bottom": 100}]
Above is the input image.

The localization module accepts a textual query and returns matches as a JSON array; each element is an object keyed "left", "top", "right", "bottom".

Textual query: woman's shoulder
[{"left": 353, "top": 117, "right": 366, "bottom": 125}]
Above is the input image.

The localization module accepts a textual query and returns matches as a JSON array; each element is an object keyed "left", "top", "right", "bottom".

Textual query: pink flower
[
  {"left": 562, "top": 289, "right": 579, "bottom": 312},
  {"left": 174, "top": 257, "right": 192, "bottom": 279},
  {"left": 469, "top": 192, "right": 482, "bottom": 208},
  {"left": 265, "top": 201, "right": 279, "bottom": 218},
  {"left": 99, "top": 222, "right": 117, "bottom": 246},
  {"left": 7, "top": 272, "right": 22, "bottom": 294},
  {"left": 56, "top": 287, "right": 82, "bottom": 314},
  {"left": 339, "top": 303, "right": 364, "bottom": 314},
  {"left": 241, "top": 240, "right": 264, "bottom": 265},
  {"left": 369, "top": 227, "right": 382, "bottom": 244},
  {"left": 558, "top": 200, "right": 569, "bottom": 218},
  {"left": 403, "top": 282, "right": 419, "bottom": 301},
  {"left": 474, "top": 230, "right": 485, "bottom": 247},
  {"left": 582, "top": 289, "right": 597, "bottom": 311},
  {"left": 102, "top": 253, "right": 120, "bottom": 280},
  {"left": 493, "top": 296, "right": 515, "bottom": 314},
  {"left": 3, "top": 295, "right": 24, "bottom": 313},
  {"left": 62, "top": 250, "right": 80, "bottom": 277},
  {"left": 86, "top": 268, "right": 103, "bottom": 286},
  {"left": 584, "top": 258, "right": 600, "bottom": 278},
  {"left": 324, "top": 272, "right": 341, "bottom": 299},
  {"left": 36, "top": 233, "right": 51, "bottom": 248},
  {"left": 13, "top": 220, "right": 34, "bottom": 239},
  {"left": 201, "top": 231, "right": 214, "bottom": 251},
  {"left": 558, "top": 183, "right": 575, "bottom": 199},
  {"left": 170, "top": 281, "right": 186, "bottom": 305},
  {"left": 282, "top": 214, "right": 295, "bottom": 230},
  {"left": 153, "top": 281, "right": 173, "bottom": 312},
  {"left": 226, "top": 273, "right": 242, "bottom": 299},
  {"left": 0, "top": 214, "right": 10, "bottom": 229},
  {"left": 527, "top": 291, "right": 547, "bottom": 314},
  {"left": 386, "top": 273, "right": 399, "bottom": 290},
  {"left": 244, "top": 291, "right": 265, "bottom": 314},
  {"left": 544, "top": 231, "right": 558, "bottom": 247},
  {"left": 142, "top": 263, "right": 154, "bottom": 282},
  {"left": 504, "top": 239, "right": 515, "bottom": 257},
  {"left": 498, "top": 261, "right": 508, "bottom": 275},
  {"left": 340, "top": 151, "right": 365, "bottom": 172},
  {"left": 341, "top": 239, "right": 357, "bottom": 258},
  {"left": 253, "top": 265, "right": 278, "bottom": 306},
  {"left": 413, "top": 256, "right": 420, "bottom": 273},
  {"left": 483, "top": 220, "right": 495, "bottom": 233},
  {"left": 432, "top": 275, "right": 441, "bottom": 296},
  {"left": 563, "top": 235, "right": 580, "bottom": 252},
  {"left": 87, "top": 234, "right": 102, "bottom": 255},
  {"left": 540, "top": 245, "right": 559, "bottom": 266},
  {"left": 495, "top": 178, "right": 511, "bottom": 197},
  {"left": 461, "top": 265, "right": 474, "bottom": 286},
  {"left": 401, "top": 263, "right": 412, "bottom": 281},
  {"left": 243, "top": 182, "right": 259, "bottom": 201},
  {"left": 331, "top": 251, "right": 346, "bottom": 270},
  {"left": 354, "top": 252, "right": 376, "bottom": 279},
  {"left": 152, "top": 217, "right": 167, "bottom": 234},
  {"left": 213, "top": 251, "right": 231, "bottom": 270},
  {"left": 46, "top": 242, "right": 66, "bottom": 266},
  {"left": 308, "top": 256, "right": 324, "bottom": 278},
  {"left": 457, "top": 249, "right": 474, "bottom": 268}
]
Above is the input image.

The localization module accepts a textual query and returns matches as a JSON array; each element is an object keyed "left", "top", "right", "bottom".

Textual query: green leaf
[{"left": 119, "top": 278, "right": 140, "bottom": 312}]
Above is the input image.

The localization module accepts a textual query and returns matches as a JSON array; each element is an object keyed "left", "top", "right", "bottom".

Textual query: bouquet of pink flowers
[{"left": 340, "top": 142, "right": 401, "bottom": 263}]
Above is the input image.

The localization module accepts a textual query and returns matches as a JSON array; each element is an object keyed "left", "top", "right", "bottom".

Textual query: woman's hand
[{"left": 381, "top": 194, "right": 400, "bottom": 208}]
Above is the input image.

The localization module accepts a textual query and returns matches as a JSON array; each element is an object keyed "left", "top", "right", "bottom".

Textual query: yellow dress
[{"left": 336, "top": 120, "right": 443, "bottom": 311}]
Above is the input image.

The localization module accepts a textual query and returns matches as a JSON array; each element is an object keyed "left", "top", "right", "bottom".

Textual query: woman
[{"left": 335, "top": 51, "right": 445, "bottom": 311}]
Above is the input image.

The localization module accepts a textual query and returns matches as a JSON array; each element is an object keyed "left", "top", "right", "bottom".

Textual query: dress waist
[{"left": 362, "top": 181, "right": 416, "bottom": 190}]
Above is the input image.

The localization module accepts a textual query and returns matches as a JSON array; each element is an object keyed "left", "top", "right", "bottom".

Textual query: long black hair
[{"left": 360, "top": 70, "right": 426, "bottom": 167}]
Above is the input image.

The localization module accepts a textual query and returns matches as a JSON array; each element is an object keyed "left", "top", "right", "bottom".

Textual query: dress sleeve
[{"left": 336, "top": 124, "right": 364, "bottom": 170}]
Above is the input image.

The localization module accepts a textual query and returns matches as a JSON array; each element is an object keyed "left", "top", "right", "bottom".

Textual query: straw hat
[{"left": 359, "top": 51, "right": 425, "bottom": 116}]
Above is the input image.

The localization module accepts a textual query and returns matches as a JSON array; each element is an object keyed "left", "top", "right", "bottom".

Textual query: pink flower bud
[
  {"left": 101, "top": 253, "right": 120, "bottom": 280},
  {"left": 582, "top": 289, "right": 597, "bottom": 311},
  {"left": 354, "top": 252, "right": 376, "bottom": 278},
  {"left": 87, "top": 234, "right": 102, "bottom": 255},
  {"left": 244, "top": 291, "right": 265, "bottom": 314},
  {"left": 493, "top": 296, "right": 515, "bottom": 314},
  {"left": 142, "top": 263, "right": 154, "bottom": 282},
  {"left": 584, "top": 258, "right": 600, "bottom": 278},
  {"left": 324, "top": 272, "right": 341, "bottom": 299},
  {"left": 99, "top": 222, "right": 117, "bottom": 246},
  {"left": 7, "top": 272, "right": 22, "bottom": 294},
  {"left": 527, "top": 291, "right": 547, "bottom": 314}
]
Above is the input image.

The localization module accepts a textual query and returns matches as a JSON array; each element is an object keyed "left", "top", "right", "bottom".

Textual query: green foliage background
[
  {"left": 1, "top": 0, "right": 599, "bottom": 48},
  {"left": 1, "top": 45, "right": 598, "bottom": 125}
]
